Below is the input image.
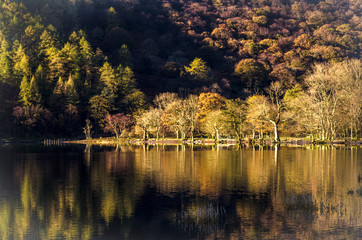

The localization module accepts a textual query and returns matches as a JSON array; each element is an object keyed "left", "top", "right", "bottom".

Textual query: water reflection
[{"left": 0, "top": 145, "right": 361, "bottom": 239}]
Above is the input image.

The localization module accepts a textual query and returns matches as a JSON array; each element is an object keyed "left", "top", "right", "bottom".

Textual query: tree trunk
[
  {"left": 181, "top": 131, "right": 185, "bottom": 140},
  {"left": 143, "top": 129, "right": 147, "bottom": 141},
  {"left": 271, "top": 121, "right": 280, "bottom": 142},
  {"left": 191, "top": 125, "right": 194, "bottom": 143},
  {"left": 261, "top": 125, "right": 263, "bottom": 139},
  {"left": 351, "top": 122, "right": 354, "bottom": 140},
  {"left": 235, "top": 131, "right": 241, "bottom": 144},
  {"left": 252, "top": 122, "right": 255, "bottom": 140}
]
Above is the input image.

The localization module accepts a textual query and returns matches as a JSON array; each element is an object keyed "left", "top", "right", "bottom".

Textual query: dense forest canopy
[{"left": 0, "top": 0, "right": 360, "bottom": 139}]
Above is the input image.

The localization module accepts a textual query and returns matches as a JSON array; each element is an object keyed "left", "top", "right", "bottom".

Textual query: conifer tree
[
  {"left": 100, "top": 62, "right": 118, "bottom": 93},
  {"left": 53, "top": 76, "right": 65, "bottom": 96},
  {"left": 35, "top": 65, "right": 47, "bottom": 99},
  {"left": 19, "top": 76, "right": 31, "bottom": 106},
  {"left": 116, "top": 65, "right": 136, "bottom": 96},
  {"left": 47, "top": 47, "right": 65, "bottom": 82},
  {"left": 65, "top": 74, "right": 79, "bottom": 105},
  {"left": 29, "top": 75, "right": 41, "bottom": 105},
  {"left": 39, "top": 28, "right": 57, "bottom": 55},
  {"left": 19, "top": 75, "right": 41, "bottom": 106},
  {"left": 13, "top": 44, "right": 31, "bottom": 83},
  {"left": 80, "top": 36, "right": 94, "bottom": 65},
  {"left": 50, "top": 76, "right": 66, "bottom": 111},
  {"left": 61, "top": 42, "right": 81, "bottom": 77},
  {"left": 0, "top": 40, "right": 12, "bottom": 84},
  {"left": 118, "top": 44, "right": 132, "bottom": 67}
]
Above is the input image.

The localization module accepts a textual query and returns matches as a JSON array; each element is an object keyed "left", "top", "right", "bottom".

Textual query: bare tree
[
  {"left": 136, "top": 111, "right": 152, "bottom": 141},
  {"left": 203, "top": 110, "right": 224, "bottom": 141},
  {"left": 162, "top": 100, "right": 189, "bottom": 140},
  {"left": 83, "top": 119, "right": 92, "bottom": 140},
  {"left": 184, "top": 94, "right": 199, "bottom": 142},
  {"left": 264, "top": 81, "right": 286, "bottom": 142},
  {"left": 103, "top": 113, "right": 131, "bottom": 139},
  {"left": 148, "top": 108, "right": 163, "bottom": 140},
  {"left": 246, "top": 95, "right": 268, "bottom": 140},
  {"left": 154, "top": 92, "right": 180, "bottom": 110},
  {"left": 304, "top": 60, "right": 362, "bottom": 140}
]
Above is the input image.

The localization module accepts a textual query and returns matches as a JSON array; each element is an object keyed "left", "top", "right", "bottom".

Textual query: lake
[{"left": 0, "top": 144, "right": 361, "bottom": 239}]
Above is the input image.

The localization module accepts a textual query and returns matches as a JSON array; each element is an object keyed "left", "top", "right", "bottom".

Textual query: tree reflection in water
[{"left": 0, "top": 145, "right": 360, "bottom": 239}]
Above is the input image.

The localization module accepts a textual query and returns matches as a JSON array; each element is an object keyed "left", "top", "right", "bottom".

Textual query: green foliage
[
  {"left": 116, "top": 65, "right": 136, "bottom": 96},
  {"left": 13, "top": 45, "right": 31, "bottom": 82},
  {"left": 89, "top": 95, "right": 111, "bottom": 128},
  {"left": 100, "top": 62, "right": 117, "bottom": 92},
  {"left": 123, "top": 90, "right": 147, "bottom": 113},
  {"left": 184, "top": 58, "right": 210, "bottom": 82},
  {"left": 65, "top": 74, "right": 79, "bottom": 105},
  {"left": 0, "top": 46, "right": 11, "bottom": 84},
  {"left": 19, "top": 76, "right": 31, "bottom": 106},
  {"left": 19, "top": 76, "right": 41, "bottom": 106}
]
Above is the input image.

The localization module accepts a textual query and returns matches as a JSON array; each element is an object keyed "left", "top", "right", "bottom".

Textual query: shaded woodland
[{"left": 0, "top": 0, "right": 360, "bottom": 140}]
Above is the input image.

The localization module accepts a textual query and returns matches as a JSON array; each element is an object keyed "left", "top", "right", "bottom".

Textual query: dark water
[{"left": 0, "top": 144, "right": 361, "bottom": 239}]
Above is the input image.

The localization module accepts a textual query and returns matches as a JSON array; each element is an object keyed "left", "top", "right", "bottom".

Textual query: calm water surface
[{"left": 0, "top": 144, "right": 361, "bottom": 239}]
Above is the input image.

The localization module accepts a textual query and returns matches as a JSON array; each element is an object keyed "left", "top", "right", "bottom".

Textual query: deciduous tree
[
  {"left": 185, "top": 58, "right": 210, "bottom": 82},
  {"left": 104, "top": 113, "right": 131, "bottom": 139}
]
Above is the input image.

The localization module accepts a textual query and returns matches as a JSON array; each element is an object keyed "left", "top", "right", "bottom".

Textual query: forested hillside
[{"left": 0, "top": 0, "right": 360, "bottom": 139}]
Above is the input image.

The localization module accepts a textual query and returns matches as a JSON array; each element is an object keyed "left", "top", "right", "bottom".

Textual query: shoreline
[
  {"left": 63, "top": 137, "right": 362, "bottom": 146},
  {"left": 1, "top": 137, "right": 361, "bottom": 146}
]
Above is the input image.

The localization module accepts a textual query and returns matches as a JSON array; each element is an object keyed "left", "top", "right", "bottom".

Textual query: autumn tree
[
  {"left": 203, "top": 110, "right": 224, "bottom": 141},
  {"left": 147, "top": 108, "right": 163, "bottom": 140},
  {"left": 263, "top": 81, "right": 287, "bottom": 142},
  {"left": 184, "top": 94, "right": 199, "bottom": 142},
  {"left": 246, "top": 95, "right": 268, "bottom": 140},
  {"left": 234, "top": 59, "right": 268, "bottom": 89},
  {"left": 184, "top": 58, "right": 210, "bottom": 82},
  {"left": 13, "top": 105, "right": 52, "bottom": 136},
  {"left": 222, "top": 98, "right": 247, "bottom": 142},
  {"left": 162, "top": 99, "right": 189, "bottom": 139},
  {"left": 135, "top": 111, "right": 152, "bottom": 141},
  {"left": 104, "top": 113, "right": 131, "bottom": 139},
  {"left": 197, "top": 92, "right": 226, "bottom": 125},
  {"left": 154, "top": 92, "right": 179, "bottom": 110},
  {"left": 305, "top": 60, "right": 362, "bottom": 140},
  {"left": 153, "top": 92, "right": 180, "bottom": 139},
  {"left": 340, "top": 60, "right": 362, "bottom": 139},
  {"left": 283, "top": 84, "right": 319, "bottom": 141}
]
